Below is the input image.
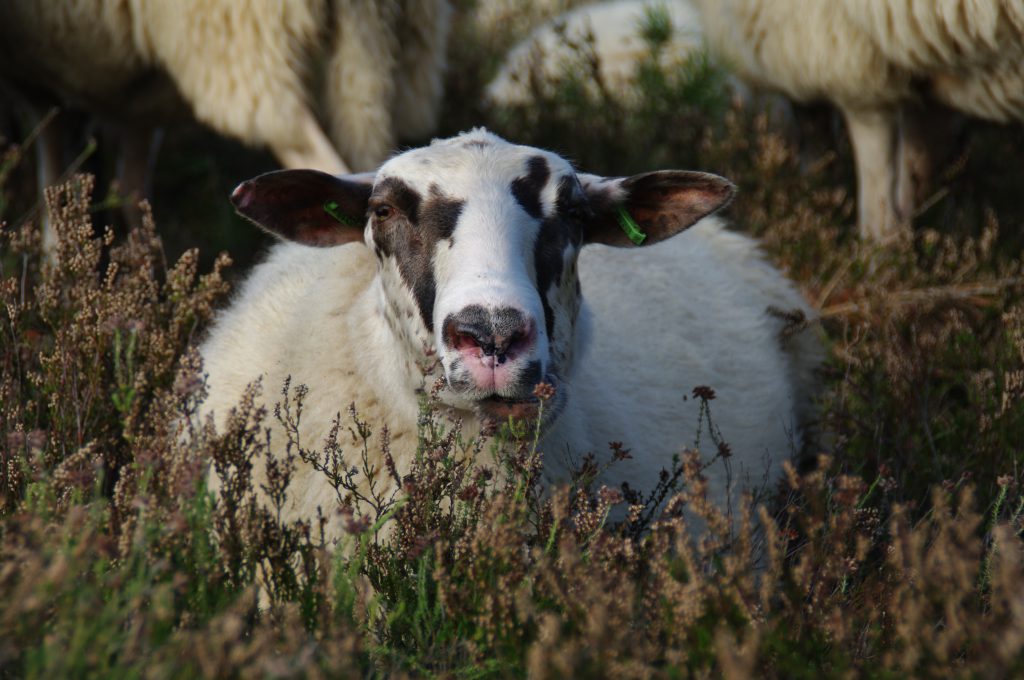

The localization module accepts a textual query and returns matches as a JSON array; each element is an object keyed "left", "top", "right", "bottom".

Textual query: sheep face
[
  {"left": 229, "top": 129, "right": 734, "bottom": 428},
  {"left": 370, "top": 133, "right": 591, "bottom": 424}
]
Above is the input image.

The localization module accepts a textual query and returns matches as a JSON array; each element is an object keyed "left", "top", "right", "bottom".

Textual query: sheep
[
  {"left": 485, "top": 0, "right": 707, "bottom": 107},
  {"left": 198, "top": 128, "right": 821, "bottom": 544},
  {"left": 468, "top": 0, "right": 587, "bottom": 51},
  {"left": 482, "top": 0, "right": 805, "bottom": 181},
  {"left": 0, "top": 0, "right": 450, "bottom": 250},
  {"left": 692, "top": 0, "right": 1024, "bottom": 242}
]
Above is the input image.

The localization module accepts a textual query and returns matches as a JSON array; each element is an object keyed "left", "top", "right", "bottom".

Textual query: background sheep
[
  {"left": 485, "top": 0, "right": 706, "bottom": 107},
  {"left": 0, "top": 0, "right": 450, "bottom": 249},
  {"left": 693, "top": 0, "right": 1024, "bottom": 242}
]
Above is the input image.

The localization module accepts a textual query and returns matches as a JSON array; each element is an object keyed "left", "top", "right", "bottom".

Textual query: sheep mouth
[
  {"left": 475, "top": 394, "right": 541, "bottom": 420},
  {"left": 471, "top": 375, "right": 561, "bottom": 424}
]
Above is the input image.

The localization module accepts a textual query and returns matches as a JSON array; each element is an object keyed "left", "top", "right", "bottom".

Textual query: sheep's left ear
[
  {"left": 230, "top": 169, "right": 375, "bottom": 247},
  {"left": 578, "top": 170, "right": 735, "bottom": 247}
]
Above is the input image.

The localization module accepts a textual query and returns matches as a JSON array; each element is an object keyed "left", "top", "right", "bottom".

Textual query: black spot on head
[
  {"left": 371, "top": 177, "right": 465, "bottom": 334},
  {"left": 422, "top": 184, "right": 464, "bottom": 240},
  {"left": 511, "top": 155, "right": 550, "bottom": 219},
  {"left": 535, "top": 254, "right": 557, "bottom": 339},
  {"left": 554, "top": 175, "right": 587, "bottom": 246},
  {"left": 408, "top": 272, "right": 437, "bottom": 334},
  {"left": 533, "top": 175, "right": 584, "bottom": 338}
]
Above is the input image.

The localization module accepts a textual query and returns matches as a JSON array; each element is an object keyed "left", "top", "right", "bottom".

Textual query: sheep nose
[{"left": 443, "top": 305, "right": 535, "bottom": 364}]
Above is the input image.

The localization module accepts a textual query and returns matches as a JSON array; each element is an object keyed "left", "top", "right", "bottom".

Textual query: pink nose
[{"left": 443, "top": 305, "right": 536, "bottom": 366}]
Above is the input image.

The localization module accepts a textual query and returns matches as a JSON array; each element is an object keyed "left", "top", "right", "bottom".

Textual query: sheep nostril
[
  {"left": 453, "top": 331, "right": 483, "bottom": 352},
  {"left": 443, "top": 308, "right": 534, "bottom": 361}
]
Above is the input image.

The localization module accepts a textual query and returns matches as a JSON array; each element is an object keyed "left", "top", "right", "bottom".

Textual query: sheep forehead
[{"left": 374, "top": 130, "right": 577, "bottom": 213}]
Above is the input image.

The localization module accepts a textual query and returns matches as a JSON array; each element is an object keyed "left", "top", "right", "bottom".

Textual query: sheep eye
[{"left": 374, "top": 205, "right": 394, "bottom": 220}]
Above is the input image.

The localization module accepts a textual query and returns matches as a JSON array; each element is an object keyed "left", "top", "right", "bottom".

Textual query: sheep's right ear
[{"left": 230, "top": 169, "right": 374, "bottom": 247}]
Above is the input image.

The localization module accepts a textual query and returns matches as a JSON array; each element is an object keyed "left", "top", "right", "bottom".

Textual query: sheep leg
[
  {"left": 327, "top": 0, "right": 399, "bottom": 171},
  {"left": 35, "top": 108, "right": 67, "bottom": 255},
  {"left": 895, "top": 103, "right": 961, "bottom": 221},
  {"left": 114, "top": 123, "right": 163, "bottom": 228},
  {"left": 389, "top": 0, "right": 450, "bottom": 141},
  {"left": 842, "top": 106, "right": 902, "bottom": 242}
]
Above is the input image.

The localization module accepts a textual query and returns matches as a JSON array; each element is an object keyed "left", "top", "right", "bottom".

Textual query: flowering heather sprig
[
  {"left": 609, "top": 441, "right": 632, "bottom": 461},
  {"left": 692, "top": 385, "right": 716, "bottom": 401},
  {"left": 532, "top": 381, "right": 556, "bottom": 401}
]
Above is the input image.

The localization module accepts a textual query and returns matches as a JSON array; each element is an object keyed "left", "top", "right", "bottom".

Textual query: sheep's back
[
  {"left": 839, "top": 0, "right": 1024, "bottom": 73},
  {"left": 694, "top": 0, "right": 910, "bottom": 109}
]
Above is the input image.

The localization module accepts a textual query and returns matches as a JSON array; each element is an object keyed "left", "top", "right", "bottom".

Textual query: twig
[{"left": 820, "top": 278, "right": 1022, "bottom": 318}]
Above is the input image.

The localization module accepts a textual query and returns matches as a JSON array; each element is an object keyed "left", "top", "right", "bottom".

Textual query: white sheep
[
  {"left": 0, "top": 0, "right": 450, "bottom": 249},
  {"left": 468, "top": 0, "right": 587, "bottom": 51},
  {"left": 199, "top": 129, "right": 820, "bottom": 543},
  {"left": 483, "top": 0, "right": 804, "bottom": 181},
  {"left": 693, "top": 0, "right": 1024, "bottom": 241},
  {"left": 485, "top": 0, "right": 707, "bottom": 107}
]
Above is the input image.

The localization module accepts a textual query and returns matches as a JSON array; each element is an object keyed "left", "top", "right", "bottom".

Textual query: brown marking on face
[{"left": 370, "top": 177, "right": 465, "bottom": 333}]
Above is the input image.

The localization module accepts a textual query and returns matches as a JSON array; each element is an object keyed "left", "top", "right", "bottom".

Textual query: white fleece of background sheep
[
  {"left": 0, "top": 0, "right": 451, "bottom": 172},
  {"left": 839, "top": 0, "right": 1024, "bottom": 122},
  {"left": 693, "top": 0, "right": 1024, "bottom": 239},
  {"left": 486, "top": 0, "right": 705, "bottom": 106}
]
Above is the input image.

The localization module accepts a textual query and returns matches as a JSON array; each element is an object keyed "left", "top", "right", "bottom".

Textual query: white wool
[
  {"left": 840, "top": 0, "right": 1024, "bottom": 121},
  {"left": 543, "top": 218, "right": 818, "bottom": 503},
  {"left": 932, "top": 58, "right": 1024, "bottom": 123},
  {"left": 469, "top": 0, "right": 586, "bottom": 48},
  {"left": 199, "top": 132, "right": 821, "bottom": 543},
  {"left": 0, "top": 0, "right": 451, "bottom": 174},
  {"left": 694, "top": 0, "right": 910, "bottom": 109},
  {"left": 693, "top": 0, "right": 1024, "bottom": 241},
  {"left": 325, "top": 0, "right": 451, "bottom": 171},
  {"left": 486, "top": 0, "right": 706, "bottom": 106},
  {"left": 839, "top": 0, "right": 1024, "bottom": 73}
]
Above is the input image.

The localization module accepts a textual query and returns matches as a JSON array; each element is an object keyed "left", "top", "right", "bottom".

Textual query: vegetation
[{"left": 2, "top": 3, "right": 1024, "bottom": 676}]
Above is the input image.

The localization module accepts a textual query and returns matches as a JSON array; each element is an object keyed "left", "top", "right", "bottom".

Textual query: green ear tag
[
  {"left": 324, "top": 200, "right": 360, "bottom": 227},
  {"left": 616, "top": 205, "right": 647, "bottom": 245}
]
